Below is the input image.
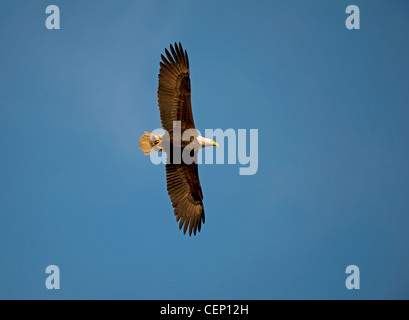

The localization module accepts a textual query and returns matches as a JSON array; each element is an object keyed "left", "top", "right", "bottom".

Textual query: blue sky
[{"left": 1, "top": 0, "right": 409, "bottom": 299}]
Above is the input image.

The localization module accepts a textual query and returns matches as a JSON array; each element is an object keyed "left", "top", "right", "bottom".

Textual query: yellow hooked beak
[{"left": 213, "top": 141, "right": 219, "bottom": 147}]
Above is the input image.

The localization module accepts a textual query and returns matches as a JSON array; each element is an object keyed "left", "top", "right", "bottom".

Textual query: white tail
[{"left": 138, "top": 131, "right": 163, "bottom": 155}]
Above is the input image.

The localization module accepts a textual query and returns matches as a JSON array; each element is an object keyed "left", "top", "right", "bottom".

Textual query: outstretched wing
[
  {"left": 165, "top": 163, "right": 205, "bottom": 236},
  {"left": 158, "top": 42, "right": 195, "bottom": 134}
]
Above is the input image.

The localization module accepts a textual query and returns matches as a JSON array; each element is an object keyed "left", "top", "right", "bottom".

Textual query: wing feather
[
  {"left": 158, "top": 43, "right": 195, "bottom": 133},
  {"left": 166, "top": 163, "right": 205, "bottom": 236}
]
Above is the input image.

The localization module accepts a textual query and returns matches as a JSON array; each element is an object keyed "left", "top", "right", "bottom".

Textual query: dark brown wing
[
  {"left": 166, "top": 163, "right": 205, "bottom": 236},
  {"left": 158, "top": 42, "right": 196, "bottom": 134}
]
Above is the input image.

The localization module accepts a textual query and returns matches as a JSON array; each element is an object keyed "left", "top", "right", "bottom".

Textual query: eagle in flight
[{"left": 139, "top": 43, "right": 218, "bottom": 236}]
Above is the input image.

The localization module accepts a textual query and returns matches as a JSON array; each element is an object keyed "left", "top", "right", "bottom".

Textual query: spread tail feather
[{"left": 139, "top": 131, "right": 163, "bottom": 155}]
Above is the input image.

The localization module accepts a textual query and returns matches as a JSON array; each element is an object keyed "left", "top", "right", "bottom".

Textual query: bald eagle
[{"left": 139, "top": 43, "right": 218, "bottom": 236}]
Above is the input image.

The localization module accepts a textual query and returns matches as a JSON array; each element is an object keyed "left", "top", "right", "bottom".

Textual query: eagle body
[{"left": 139, "top": 43, "right": 217, "bottom": 236}]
